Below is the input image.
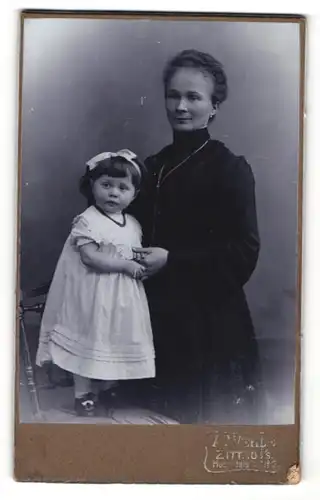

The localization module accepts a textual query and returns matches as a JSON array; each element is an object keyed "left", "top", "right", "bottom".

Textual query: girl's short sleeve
[{"left": 70, "top": 215, "right": 102, "bottom": 248}]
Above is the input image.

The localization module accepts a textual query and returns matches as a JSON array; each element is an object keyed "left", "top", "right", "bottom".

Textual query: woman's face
[{"left": 165, "top": 67, "right": 216, "bottom": 131}]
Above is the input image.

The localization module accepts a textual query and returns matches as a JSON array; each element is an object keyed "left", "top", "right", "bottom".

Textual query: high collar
[{"left": 172, "top": 128, "right": 210, "bottom": 154}]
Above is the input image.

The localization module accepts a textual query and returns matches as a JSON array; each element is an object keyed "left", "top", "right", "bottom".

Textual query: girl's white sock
[
  {"left": 73, "top": 374, "right": 119, "bottom": 398},
  {"left": 100, "top": 380, "right": 118, "bottom": 392},
  {"left": 73, "top": 373, "right": 92, "bottom": 398},
  {"left": 90, "top": 379, "right": 118, "bottom": 393}
]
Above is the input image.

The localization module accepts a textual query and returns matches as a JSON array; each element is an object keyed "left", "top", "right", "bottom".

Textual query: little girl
[{"left": 36, "top": 149, "right": 155, "bottom": 417}]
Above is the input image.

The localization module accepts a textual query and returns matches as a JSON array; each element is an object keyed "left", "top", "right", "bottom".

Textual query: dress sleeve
[
  {"left": 166, "top": 156, "right": 260, "bottom": 296},
  {"left": 70, "top": 214, "right": 103, "bottom": 248}
]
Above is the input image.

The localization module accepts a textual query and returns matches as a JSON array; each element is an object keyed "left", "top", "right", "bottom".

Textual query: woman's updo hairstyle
[{"left": 163, "top": 49, "right": 228, "bottom": 108}]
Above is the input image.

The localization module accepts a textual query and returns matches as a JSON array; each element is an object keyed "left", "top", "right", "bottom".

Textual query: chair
[{"left": 19, "top": 281, "right": 73, "bottom": 421}]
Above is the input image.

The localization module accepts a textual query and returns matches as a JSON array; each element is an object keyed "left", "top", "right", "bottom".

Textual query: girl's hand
[
  {"left": 133, "top": 247, "right": 168, "bottom": 277},
  {"left": 123, "top": 260, "right": 146, "bottom": 279}
]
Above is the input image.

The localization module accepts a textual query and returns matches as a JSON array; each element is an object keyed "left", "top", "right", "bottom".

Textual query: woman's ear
[
  {"left": 209, "top": 103, "right": 219, "bottom": 119},
  {"left": 208, "top": 103, "right": 219, "bottom": 123}
]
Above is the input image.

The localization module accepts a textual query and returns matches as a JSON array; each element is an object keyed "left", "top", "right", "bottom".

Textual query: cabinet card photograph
[{"left": 16, "top": 11, "right": 304, "bottom": 484}]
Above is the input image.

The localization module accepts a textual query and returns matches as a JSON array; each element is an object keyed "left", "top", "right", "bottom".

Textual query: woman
[{"left": 131, "top": 49, "right": 263, "bottom": 424}]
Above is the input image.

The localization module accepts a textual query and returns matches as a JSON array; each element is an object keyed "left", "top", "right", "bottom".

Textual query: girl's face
[
  {"left": 165, "top": 67, "right": 216, "bottom": 132},
  {"left": 92, "top": 173, "right": 136, "bottom": 214}
]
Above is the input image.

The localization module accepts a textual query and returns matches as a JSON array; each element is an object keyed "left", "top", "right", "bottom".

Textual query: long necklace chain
[
  {"left": 156, "top": 139, "right": 209, "bottom": 188},
  {"left": 151, "top": 138, "right": 209, "bottom": 244}
]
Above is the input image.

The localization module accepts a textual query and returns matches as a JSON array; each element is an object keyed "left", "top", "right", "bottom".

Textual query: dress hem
[{"left": 50, "top": 341, "right": 156, "bottom": 381}]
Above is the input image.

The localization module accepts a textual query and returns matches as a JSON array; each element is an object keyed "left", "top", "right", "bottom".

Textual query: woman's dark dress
[{"left": 131, "top": 128, "right": 262, "bottom": 423}]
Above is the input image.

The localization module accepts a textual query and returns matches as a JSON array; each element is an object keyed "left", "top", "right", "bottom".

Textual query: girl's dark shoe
[
  {"left": 74, "top": 392, "right": 97, "bottom": 417},
  {"left": 98, "top": 388, "right": 116, "bottom": 407}
]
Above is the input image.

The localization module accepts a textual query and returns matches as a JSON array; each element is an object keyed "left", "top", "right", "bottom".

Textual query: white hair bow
[{"left": 86, "top": 149, "right": 141, "bottom": 176}]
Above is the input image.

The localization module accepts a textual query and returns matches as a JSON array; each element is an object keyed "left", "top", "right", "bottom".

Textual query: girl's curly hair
[{"left": 79, "top": 156, "right": 146, "bottom": 206}]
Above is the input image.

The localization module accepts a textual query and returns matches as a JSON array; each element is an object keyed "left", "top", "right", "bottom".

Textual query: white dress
[{"left": 36, "top": 206, "right": 155, "bottom": 380}]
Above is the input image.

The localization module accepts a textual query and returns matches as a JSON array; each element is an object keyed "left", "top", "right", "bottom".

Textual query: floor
[{"left": 18, "top": 311, "right": 296, "bottom": 426}]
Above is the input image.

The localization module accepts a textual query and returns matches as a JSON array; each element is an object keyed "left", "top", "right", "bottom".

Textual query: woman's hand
[
  {"left": 133, "top": 247, "right": 168, "bottom": 277},
  {"left": 123, "top": 260, "right": 146, "bottom": 279}
]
